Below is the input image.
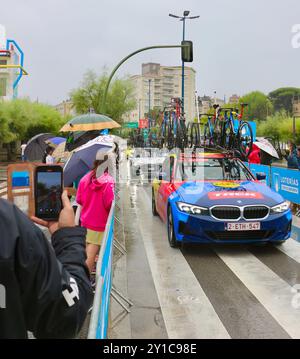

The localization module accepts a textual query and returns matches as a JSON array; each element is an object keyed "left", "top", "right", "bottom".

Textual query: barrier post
[{"left": 87, "top": 202, "right": 115, "bottom": 339}]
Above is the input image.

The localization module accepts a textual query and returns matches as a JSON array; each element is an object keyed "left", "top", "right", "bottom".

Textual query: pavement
[{"left": 111, "top": 182, "right": 300, "bottom": 339}]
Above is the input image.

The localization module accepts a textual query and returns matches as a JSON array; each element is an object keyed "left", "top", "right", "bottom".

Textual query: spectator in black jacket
[{"left": 0, "top": 191, "right": 93, "bottom": 339}]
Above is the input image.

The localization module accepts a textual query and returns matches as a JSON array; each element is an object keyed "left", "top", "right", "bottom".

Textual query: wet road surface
[{"left": 115, "top": 182, "right": 300, "bottom": 339}]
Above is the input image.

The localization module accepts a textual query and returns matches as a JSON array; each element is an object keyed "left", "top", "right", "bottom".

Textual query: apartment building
[
  {"left": 126, "top": 63, "right": 196, "bottom": 123},
  {"left": 55, "top": 99, "right": 76, "bottom": 117}
]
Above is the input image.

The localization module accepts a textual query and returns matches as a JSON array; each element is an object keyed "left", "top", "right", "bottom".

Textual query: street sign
[
  {"left": 139, "top": 119, "right": 149, "bottom": 129},
  {"left": 124, "top": 122, "right": 138, "bottom": 129}
]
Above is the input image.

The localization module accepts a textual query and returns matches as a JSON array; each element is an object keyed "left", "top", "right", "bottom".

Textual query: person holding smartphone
[
  {"left": 0, "top": 191, "right": 93, "bottom": 339},
  {"left": 76, "top": 152, "right": 115, "bottom": 273}
]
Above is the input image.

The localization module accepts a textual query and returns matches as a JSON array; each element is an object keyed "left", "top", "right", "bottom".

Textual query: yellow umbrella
[{"left": 60, "top": 114, "right": 121, "bottom": 132}]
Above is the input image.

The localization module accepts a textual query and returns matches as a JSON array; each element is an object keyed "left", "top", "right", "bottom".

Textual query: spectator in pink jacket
[{"left": 76, "top": 154, "right": 114, "bottom": 272}]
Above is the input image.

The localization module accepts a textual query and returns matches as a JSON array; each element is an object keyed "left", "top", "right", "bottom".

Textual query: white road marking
[
  {"left": 277, "top": 238, "right": 300, "bottom": 264},
  {"left": 136, "top": 187, "right": 230, "bottom": 339},
  {"left": 215, "top": 247, "right": 300, "bottom": 339}
]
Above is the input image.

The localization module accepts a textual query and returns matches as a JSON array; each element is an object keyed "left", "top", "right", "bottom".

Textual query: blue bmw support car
[{"left": 152, "top": 151, "right": 292, "bottom": 247}]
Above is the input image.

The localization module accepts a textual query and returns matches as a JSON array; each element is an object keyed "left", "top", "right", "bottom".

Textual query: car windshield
[{"left": 175, "top": 158, "right": 253, "bottom": 181}]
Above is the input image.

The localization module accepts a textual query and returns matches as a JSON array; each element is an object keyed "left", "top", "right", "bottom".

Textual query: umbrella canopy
[
  {"left": 254, "top": 137, "right": 280, "bottom": 159},
  {"left": 60, "top": 114, "right": 121, "bottom": 132},
  {"left": 65, "top": 130, "right": 100, "bottom": 152},
  {"left": 46, "top": 137, "right": 66, "bottom": 147},
  {"left": 63, "top": 136, "right": 114, "bottom": 186},
  {"left": 24, "top": 133, "right": 54, "bottom": 161}
]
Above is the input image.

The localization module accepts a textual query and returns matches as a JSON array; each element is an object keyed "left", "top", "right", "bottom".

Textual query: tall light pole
[
  {"left": 169, "top": 11, "right": 199, "bottom": 117},
  {"left": 148, "top": 79, "right": 152, "bottom": 128},
  {"left": 138, "top": 98, "right": 142, "bottom": 121}
]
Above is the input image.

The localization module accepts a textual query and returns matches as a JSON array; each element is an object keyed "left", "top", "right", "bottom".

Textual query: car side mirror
[{"left": 256, "top": 172, "right": 266, "bottom": 181}]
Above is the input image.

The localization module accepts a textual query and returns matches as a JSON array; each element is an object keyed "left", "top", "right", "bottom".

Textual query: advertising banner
[{"left": 271, "top": 167, "right": 300, "bottom": 204}]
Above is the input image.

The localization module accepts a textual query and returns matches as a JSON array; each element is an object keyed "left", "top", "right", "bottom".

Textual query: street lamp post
[
  {"left": 148, "top": 79, "right": 152, "bottom": 129},
  {"left": 138, "top": 98, "right": 142, "bottom": 121},
  {"left": 101, "top": 44, "right": 190, "bottom": 113},
  {"left": 169, "top": 11, "right": 199, "bottom": 117}
]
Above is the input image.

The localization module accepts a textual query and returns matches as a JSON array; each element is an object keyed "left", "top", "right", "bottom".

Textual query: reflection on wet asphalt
[{"left": 120, "top": 183, "right": 300, "bottom": 339}]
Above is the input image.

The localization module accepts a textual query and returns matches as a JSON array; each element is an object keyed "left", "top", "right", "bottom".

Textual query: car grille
[
  {"left": 211, "top": 206, "right": 240, "bottom": 220},
  {"left": 243, "top": 206, "right": 269, "bottom": 219},
  {"left": 210, "top": 206, "right": 270, "bottom": 220},
  {"left": 206, "top": 230, "right": 274, "bottom": 241}
]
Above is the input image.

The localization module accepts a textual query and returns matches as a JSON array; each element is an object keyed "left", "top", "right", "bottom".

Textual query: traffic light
[{"left": 181, "top": 40, "right": 193, "bottom": 62}]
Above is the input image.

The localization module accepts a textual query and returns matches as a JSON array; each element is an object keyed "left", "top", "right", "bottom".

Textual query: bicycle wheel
[
  {"left": 213, "top": 118, "right": 222, "bottom": 147},
  {"left": 176, "top": 121, "right": 184, "bottom": 150},
  {"left": 224, "top": 121, "right": 234, "bottom": 150},
  {"left": 238, "top": 122, "right": 253, "bottom": 158},
  {"left": 167, "top": 120, "right": 175, "bottom": 150},
  {"left": 186, "top": 122, "right": 192, "bottom": 148},
  {"left": 203, "top": 123, "right": 213, "bottom": 147},
  {"left": 189, "top": 123, "right": 198, "bottom": 148}
]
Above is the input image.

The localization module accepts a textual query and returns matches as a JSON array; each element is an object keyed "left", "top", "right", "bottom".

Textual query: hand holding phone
[
  {"left": 35, "top": 165, "right": 63, "bottom": 221},
  {"left": 31, "top": 191, "right": 75, "bottom": 235}
]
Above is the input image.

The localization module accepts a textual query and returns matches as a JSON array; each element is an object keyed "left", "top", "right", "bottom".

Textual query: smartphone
[{"left": 35, "top": 165, "right": 63, "bottom": 221}]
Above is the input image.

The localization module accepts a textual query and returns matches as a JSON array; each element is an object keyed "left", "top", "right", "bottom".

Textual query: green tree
[
  {"left": 70, "top": 70, "right": 136, "bottom": 124},
  {"left": 269, "top": 87, "right": 300, "bottom": 114},
  {"left": 256, "top": 111, "right": 300, "bottom": 143},
  {"left": 0, "top": 99, "right": 64, "bottom": 160},
  {"left": 239, "top": 91, "right": 273, "bottom": 121}
]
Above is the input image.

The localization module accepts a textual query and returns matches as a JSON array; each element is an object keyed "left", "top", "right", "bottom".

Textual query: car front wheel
[{"left": 167, "top": 206, "right": 180, "bottom": 248}]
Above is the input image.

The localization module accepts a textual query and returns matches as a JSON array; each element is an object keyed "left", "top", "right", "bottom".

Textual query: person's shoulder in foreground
[{"left": 0, "top": 193, "right": 93, "bottom": 339}]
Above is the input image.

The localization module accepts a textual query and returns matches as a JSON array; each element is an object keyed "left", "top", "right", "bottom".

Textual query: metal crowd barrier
[{"left": 87, "top": 201, "right": 115, "bottom": 339}]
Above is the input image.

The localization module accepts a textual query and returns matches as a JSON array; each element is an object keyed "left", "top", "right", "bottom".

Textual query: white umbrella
[
  {"left": 254, "top": 137, "right": 279, "bottom": 159},
  {"left": 63, "top": 136, "right": 113, "bottom": 186}
]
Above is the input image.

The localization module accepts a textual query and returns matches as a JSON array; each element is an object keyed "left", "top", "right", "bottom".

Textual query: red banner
[{"left": 139, "top": 119, "right": 149, "bottom": 129}]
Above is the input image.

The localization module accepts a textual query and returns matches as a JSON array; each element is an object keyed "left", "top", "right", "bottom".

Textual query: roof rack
[{"left": 187, "top": 145, "right": 245, "bottom": 160}]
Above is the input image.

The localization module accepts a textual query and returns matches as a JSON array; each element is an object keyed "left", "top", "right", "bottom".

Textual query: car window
[{"left": 175, "top": 158, "right": 253, "bottom": 181}]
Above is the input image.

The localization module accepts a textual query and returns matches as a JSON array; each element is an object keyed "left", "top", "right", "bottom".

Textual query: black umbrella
[
  {"left": 65, "top": 131, "right": 100, "bottom": 151},
  {"left": 24, "top": 133, "right": 54, "bottom": 161}
]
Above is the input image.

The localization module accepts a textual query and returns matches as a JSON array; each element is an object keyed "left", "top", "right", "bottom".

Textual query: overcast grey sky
[{"left": 1, "top": 0, "right": 300, "bottom": 104}]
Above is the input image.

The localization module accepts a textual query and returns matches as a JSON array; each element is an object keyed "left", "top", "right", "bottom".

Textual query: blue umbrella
[
  {"left": 63, "top": 136, "right": 113, "bottom": 186},
  {"left": 46, "top": 137, "right": 66, "bottom": 146}
]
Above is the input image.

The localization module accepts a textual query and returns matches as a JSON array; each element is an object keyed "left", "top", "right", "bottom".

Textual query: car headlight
[
  {"left": 271, "top": 201, "right": 291, "bottom": 214},
  {"left": 177, "top": 202, "right": 209, "bottom": 215}
]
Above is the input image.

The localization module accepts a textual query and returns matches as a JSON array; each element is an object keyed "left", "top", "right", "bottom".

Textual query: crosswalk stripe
[
  {"left": 277, "top": 238, "right": 300, "bottom": 264},
  {"left": 215, "top": 247, "right": 300, "bottom": 339},
  {"left": 137, "top": 187, "right": 230, "bottom": 339}
]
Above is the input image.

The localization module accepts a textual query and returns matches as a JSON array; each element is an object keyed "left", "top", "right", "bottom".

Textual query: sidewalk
[{"left": 292, "top": 215, "right": 300, "bottom": 242}]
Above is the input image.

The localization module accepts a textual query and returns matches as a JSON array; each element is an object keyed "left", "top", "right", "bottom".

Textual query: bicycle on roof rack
[
  {"left": 158, "top": 98, "right": 188, "bottom": 150},
  {"left": 187, "top": 120, "right": 202, "bottom": 148},
  {"left": 212, "top": 103, "right": 253, "bottom": 158}
]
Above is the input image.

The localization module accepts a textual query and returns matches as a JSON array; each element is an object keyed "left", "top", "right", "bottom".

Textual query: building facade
[
  {"left": 196, "top": 95, "right": 225, "bottom": 115},
  {"left": 126, "top": 63, "right": 196, "bottom": 123},
  {"left": 0, "top": 24, "right": 27, "bottom": 100},
  {"left": 229, "top": 94, "right": 240, "bottom": 104},
  {"left": 55, "top": 99, "right": 76, "bottom": 117}
]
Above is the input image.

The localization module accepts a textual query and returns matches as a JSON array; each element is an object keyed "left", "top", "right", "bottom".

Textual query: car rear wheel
[
  {"left": 152, "top": 190, "right": 158, "bottom": 216},
  {"left": 167, "top": 206, "right": 180, "bottom": 248}
]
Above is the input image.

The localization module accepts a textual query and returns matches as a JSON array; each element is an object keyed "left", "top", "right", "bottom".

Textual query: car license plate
[{"left": 226, "top": 222, "right": 261, "bottom": 231}]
